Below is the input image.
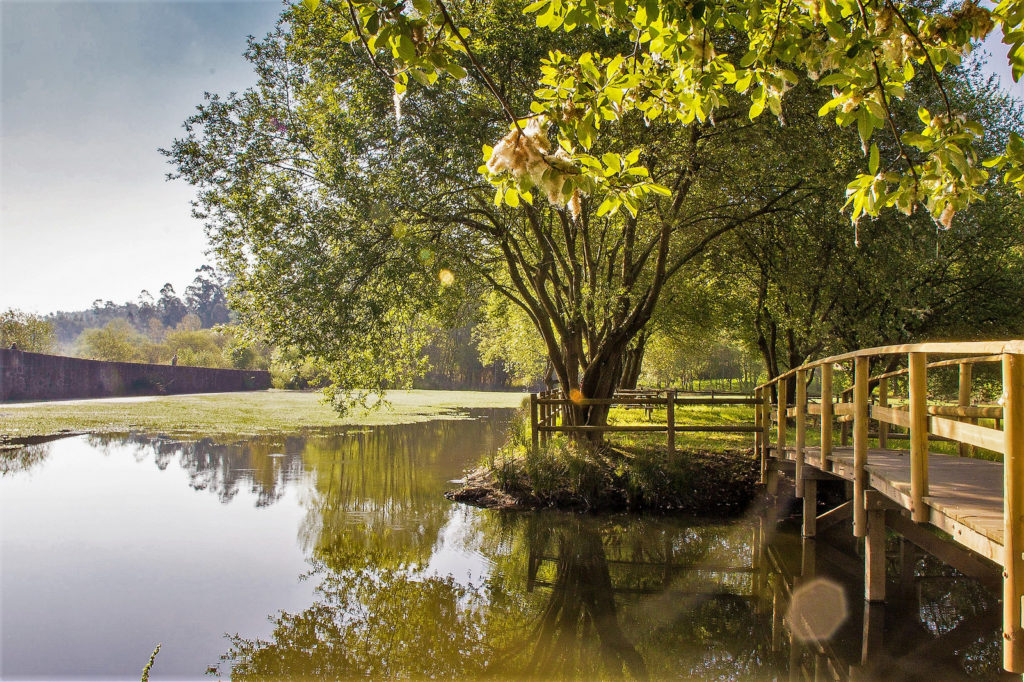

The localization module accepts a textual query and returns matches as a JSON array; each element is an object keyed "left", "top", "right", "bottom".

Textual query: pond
[{"left": 0, "top": 408, "right": 1011, "bottom": 679}]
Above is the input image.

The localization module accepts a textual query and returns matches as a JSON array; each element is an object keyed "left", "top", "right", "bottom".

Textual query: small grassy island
[{"left": 448, "top": 401, "right": 760, "bottom": 515}]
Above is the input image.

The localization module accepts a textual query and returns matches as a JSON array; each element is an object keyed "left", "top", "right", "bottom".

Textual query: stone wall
[{"left": 0, "top": 349, "right": 271, "bottom": 402}]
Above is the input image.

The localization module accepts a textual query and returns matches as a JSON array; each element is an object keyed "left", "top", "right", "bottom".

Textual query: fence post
[
  {"left": 795, "top": 368, "right": 807, "bottom": 499},
  {"left": 821, "top": 363, "right": 833, "bottom": 468},
  {"left": 755, "top": 387, "right": 764, "bottom": 482},
  {"left": 853, "top": 356, "right": 869, "bottom": 538},
  {"left": 878, "top": 377, "right": 889, "bottom": 450},
  {"left": 666, "top": 391, "right": 676, "bottom": 459},
  {"left": 909, "top": 352, "right": 929, "bottom": 523},
  {"left": 530, "top": 393, "right": 539, "bottom": 451},
  {"left": 777, "top": 376, "right": 788, "bottom": 458},
  {"left": 1002, "top": 353, "right": 1024, "bottom": 673},
  {"left": 959, "top": 362, "right": 973, "bottom": 458}
]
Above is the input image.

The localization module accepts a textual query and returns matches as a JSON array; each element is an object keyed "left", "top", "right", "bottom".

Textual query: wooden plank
[
  {"left": 536, "top": 396, "right": 759, "bottom": 406},
  {"left": 929, "top": 416, "right": 1005, "bottom": 454},
  {"left": 673, "top": 397, "right": 759, "bottom": 405},
  {"left": 816, "top": 500, "right": 852, "bottom": 533},
  {"left": 537, "top": 424, "right": 761, "bottom": 433},
  {"left": 755, "top": 344, "right": 1024, "bottom": 391},
  {"left": 871, "top": 404, "right": 912, "bottom": 428},
  {"left": 825, "top": 448, "right": 1008, "bottom": 563},
  {"left": 674, "top": 425, "right": 762, "bottom": 432},
  {"left": 536, "top": 397, "right": 667, "bottom": 406},
  {"left": 834, "top": 403, "right": 855, "bottom": 416},
  {"left": 929, "top": 404, "right": 1003, "bottom": 419},
  {"left": 539, "top": 425, "right": 667, "bottom": 432},
  {"left": 885, "top": 509, "right": 1001, "bottom": 591}
]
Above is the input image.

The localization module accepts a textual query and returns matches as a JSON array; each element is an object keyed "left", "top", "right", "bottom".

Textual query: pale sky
[
  {"left": 1, "top": 0, "right": 281, "bottom": 314},
  {"left": 0, "top": 1, "right": 1021, "bottom": 315}
]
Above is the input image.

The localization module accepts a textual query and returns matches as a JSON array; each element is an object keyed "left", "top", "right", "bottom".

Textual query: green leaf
[
  {"left": 748, "top": 98, "right": 765, "bottom": 120},
  {"left": 397, "top": 34, "right": 417, "bottom": 61},
  {"left": 302, "top": 0, "right": 320, "bottom": 11},
  {"left": 505, "top": 188, "right": 521, "bottom": 207},
  {"left": 596, "top": 196, "right": 619, "bottom": 216},
  {"left": 412, "top": 0, "right": 432, "bottom": 15},
  {"left": 869, "top": 143, "right": 879, "bottom": 174},
  {"left": 444, "top": 63, "right": 468, "bottom": 79}
]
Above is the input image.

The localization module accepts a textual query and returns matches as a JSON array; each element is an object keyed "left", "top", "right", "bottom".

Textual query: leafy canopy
[{"left": 312, "top": 0, "right": 1024, "bottom": 226}]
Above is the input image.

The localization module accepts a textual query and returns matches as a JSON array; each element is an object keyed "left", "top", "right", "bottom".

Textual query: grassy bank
[
  {"left": 447, "top": 403, "right": 760, "bottom": 514},
  {"left": 0, "top": 389, "right": 526, "bottom": 443}
]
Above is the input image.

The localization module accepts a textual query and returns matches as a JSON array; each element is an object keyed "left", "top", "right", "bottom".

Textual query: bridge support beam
[
  {"left": 802, "top": 479, "right": 817, "bottom": 538},
  {"left": 865, "top": 507, "right": 887, "bottom": 602}
]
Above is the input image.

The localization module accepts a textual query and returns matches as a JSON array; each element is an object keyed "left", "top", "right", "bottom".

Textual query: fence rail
[{"left": 529, "top": 389, "right": 762, "bottom": 457}]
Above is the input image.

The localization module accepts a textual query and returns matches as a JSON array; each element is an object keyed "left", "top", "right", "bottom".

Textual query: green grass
[
  {"left": 0, "top": 389, "right": 527, "bottom": 443},
  {"left": 605, "top": 404, "right": 757, "bottom": 452}
]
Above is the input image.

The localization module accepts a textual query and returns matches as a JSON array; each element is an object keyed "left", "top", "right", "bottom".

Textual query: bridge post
[
  {"left": 1002, "top": 353, "right": 1024, "bottom": 673},
  {"left": 795, "top": 369, "right": 807, "bottom": 498},
  {"left": 777, "top": 376, "right": 788, "bottom": 459},
  {"left": 959, "top": 362, "right": 973, "bottom": 458},
  {"left": 909, "top": 352, "right": 929, "bottom": 523},
  {"left": 878, "top": 377, "right": 888, "bottom": 449},
  {"left": 854, "top": 356, "right": 869, "bottom": 538},
  {"left": 762, "top": 386, "right": 772, "bottom": 466},
  {"left": 820, "top": 363, "right": 833, "bottom": 468}
]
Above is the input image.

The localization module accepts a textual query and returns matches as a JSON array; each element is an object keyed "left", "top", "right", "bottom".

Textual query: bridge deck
[{"left": 778, "top": 445, "right": 1005, "bottom": 564}]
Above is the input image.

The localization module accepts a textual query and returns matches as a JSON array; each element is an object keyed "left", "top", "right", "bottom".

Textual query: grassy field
[{"left": 0, "top": 389, "right": 527, "bottom": 443}]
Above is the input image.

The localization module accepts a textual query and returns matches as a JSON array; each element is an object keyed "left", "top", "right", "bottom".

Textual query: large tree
[{"left": 166, "top": 0, "right": 814, "bottom": 430}]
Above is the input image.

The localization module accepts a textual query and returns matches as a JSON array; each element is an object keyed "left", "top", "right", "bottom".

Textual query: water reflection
[{"left": 0, "top": 413, "right": 1015, "bottom": 680}]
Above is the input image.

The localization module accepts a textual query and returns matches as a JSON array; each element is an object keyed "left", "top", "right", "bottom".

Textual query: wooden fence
[
  {"left": 529, "top": 388, "right": 762, "bottom": 457},
  {"left": 755, "top": 340, "right": 1024, "bottom": 672}
]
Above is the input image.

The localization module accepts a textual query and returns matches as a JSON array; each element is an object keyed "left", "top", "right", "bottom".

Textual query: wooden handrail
[{"left": 756, "top": 341, "right": 1022, "bottom": 390}]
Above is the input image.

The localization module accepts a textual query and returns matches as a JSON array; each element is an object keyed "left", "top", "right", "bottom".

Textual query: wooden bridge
[{"left": 755, "top": 340, "right": 1024, "bottom": 675}]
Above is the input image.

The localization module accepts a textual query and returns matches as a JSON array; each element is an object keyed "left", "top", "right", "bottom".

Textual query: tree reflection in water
[{"left": 223, "top": 511, "right": 778, "bottom": 680}]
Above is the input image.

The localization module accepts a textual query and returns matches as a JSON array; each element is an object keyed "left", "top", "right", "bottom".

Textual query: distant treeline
[{"left": 1, "top": 266, "right": 514, "bottom": 391}]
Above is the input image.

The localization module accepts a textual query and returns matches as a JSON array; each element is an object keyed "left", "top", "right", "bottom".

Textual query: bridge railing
[
  {"left": 756, "top": 340, "right": 1024, "bottom": 672},
  {"left": 529, "top": 390, "right": 761, "bottom": 457}
]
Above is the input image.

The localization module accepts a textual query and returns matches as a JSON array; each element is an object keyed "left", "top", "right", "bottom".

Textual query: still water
[{"left": 0, "top": 409, "right": 1012, "bottom": 680}]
